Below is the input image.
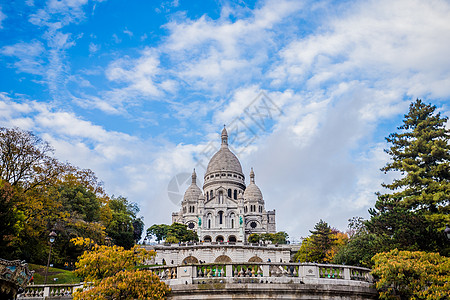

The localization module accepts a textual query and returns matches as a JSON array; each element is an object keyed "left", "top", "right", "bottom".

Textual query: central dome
[
  {"left": 206, "top": 147, "right": 243, "bottom": 174},
  {"left": 205, "top": 127, "right": 243, "bottom": 175}
]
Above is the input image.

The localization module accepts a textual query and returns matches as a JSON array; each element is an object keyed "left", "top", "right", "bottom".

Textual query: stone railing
[
  {"left": 17, "top": 283, "right": 90, "bottom": 299},
  {"left": 144, "top": 262, "right": 373, "bottom": 286},
  {"left": 17, "top": 263, "right": 373, "bottom": 299}
]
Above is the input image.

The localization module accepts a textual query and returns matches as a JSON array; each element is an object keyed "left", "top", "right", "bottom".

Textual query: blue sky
[{"left": 1, "top": 0, "right": 450, "bottom": 241}]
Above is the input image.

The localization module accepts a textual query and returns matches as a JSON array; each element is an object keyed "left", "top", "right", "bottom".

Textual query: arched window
[
  {"left": 228, "top": 189, "right": 232, "bottom": 198},
  {"left": 183, "top": 206, "right": 186, "bottom": 213},
  {"left": 210, "top": 190, "right": 213, "bottom": 198},
  {"left": 231, "top": 219, "right": 234, "bottom": 228},
  {"left": 219, "top": 191, "right": 223, "bottom": 204},
  {"left": 206, "top": 191, "right": 209, "bottom": 201},
  {"left": 234, "top": 189, "right": 237, "bottom": 199},
  {"left": 208, "top": 219, "right": 211, "bottom": 229},
  {"left": 218, "top": 211, "right": 223, "bottom": 224}
]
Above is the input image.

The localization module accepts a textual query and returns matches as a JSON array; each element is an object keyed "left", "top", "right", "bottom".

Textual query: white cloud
[
  {"left": 1, "top": 41, "right": 46, "bottom": 75},
  {"left": 0, "top": 6, "right": 6, "bottom": 29}
]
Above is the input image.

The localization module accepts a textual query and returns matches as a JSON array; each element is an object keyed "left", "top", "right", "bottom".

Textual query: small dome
[
  {"left": 243, "top": 168, "right": 263, "bottom": 201},
  {"left": 183, "top": 169, "right": 202, "bottom": 201}
]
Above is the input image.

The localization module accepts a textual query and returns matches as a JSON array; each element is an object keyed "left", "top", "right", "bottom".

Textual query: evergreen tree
[{"left": 368, "top": 99, "right": 450, "bottom": 253}]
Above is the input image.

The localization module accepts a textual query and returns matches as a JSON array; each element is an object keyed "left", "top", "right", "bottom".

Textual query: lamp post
[
  {"left": 44, "top": 231, "right": 57, "bottom": 285},
  {"left": 444, "top": 224, "right": 450, "bottom": 241}
]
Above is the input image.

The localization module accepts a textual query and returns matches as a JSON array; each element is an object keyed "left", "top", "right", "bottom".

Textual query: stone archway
[
  {"left": 248, "top": 255, "right": 263, "bottom": 262},
  {"left": 214, "top": 255, "right": 232, "bottom": 263},
  {"left": 204, "top": 235, "right": 212, "bottom": 242},
  {"left": 182, "top": 255, "right": 199, "bottom": 264},
  {"left": 228, "top": 235, "right": 237, "bottom": 243},
  {"left": 216, "top": 235, "right": 224, "bottom": 242}
]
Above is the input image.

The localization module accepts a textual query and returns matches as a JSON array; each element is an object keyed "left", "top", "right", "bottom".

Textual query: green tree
[
  {"left": 372, "top": 249, "right": 450, "bottom": 299},
  {"left": 367, "top": 99, "right": 450, "bottom": 254},
  {"left": 0, "top": 180, "right": 25, "bottom": 257},
  {"left": 333, "top": 218, "right": 378, "bottom": 267},
  {"left": 106, "top": 196, "right": 138, "bottom": 249},
  {"left": 294, "top": 220, "right": 336, "bottom": 263},
  {"left": 147, "top": 224, "right": 170, "bottom": 243},
  {"left": 248, "top": 232, "right": 289, "bottom": 244},
  {"left": 167, "top": 223, "right": 198, "bottom": 242}
]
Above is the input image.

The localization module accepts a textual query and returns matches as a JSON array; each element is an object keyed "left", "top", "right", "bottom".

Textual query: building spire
[
  {"left": 250, "top": 167, "right": 255, "bottom": 183},
  {"left": 192, "top": 168, "right": 197, "bottom": 184},
  {"left": 221, "top": 125, "right": 228, "bottom": 147}
]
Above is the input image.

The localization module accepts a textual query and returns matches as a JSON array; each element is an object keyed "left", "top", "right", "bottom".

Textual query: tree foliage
[
  {"left": 367, "top": 99, "right": 450, "bottom": 254},
  {"left": 0, "top": 127, "right": 144, "bottom": 266},
  {"left": 72, "top": 237, "right": 155, "bottom": 282},
  {"left": 333, "top": 217, "right": 378, "bottom": 267},
  {"left": 294, "top": 220, "right": 345, "bottom": 263},
  {"left": 146, "top": 223, "right": 198, "bottom": 243},
  {"left": 372, "top": 249, "right": 450, "bottom": 300},
  {"left": 72, "top": 238, "right": 170, "bottom": 300},
  {"left": 247, "top": 232, "right": 289, "bottom": 244},
  {"left": 73, "top": 270, "right": 171, "bottom": 300}
]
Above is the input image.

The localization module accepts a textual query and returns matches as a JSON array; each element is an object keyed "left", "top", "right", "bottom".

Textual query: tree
[
  {"left": 147, "top": 224, "right": 170, "bottom": 243},
  {"left": 294, "top": 220, "right": 338, "bottom": 263},
  {"left": 367, "top": 99, "right": 450, "bottom": 254},
  {"left": 333, "top": 218, "right": 378, "bottom": 267},
  {"left": 105, "top": 196, "right": 138, "bottom": 249},
  {"left": 248, "top": 232, "right": 289, "bottom": 244},
  {"left": 0, "top": 180, "right": 25, "bottom": 256},
  {"left": 0, "top": 127, "right": 61, "bottom": 191},
  {"left": 72, "top": 238, "right": 170, "bottom": 300},
  {"left": 167, "top": 223, "right": 198, "bottom": 242},
  {"left": 73, "top": 270, "right": 171, "bottom": 300},
  {"left": 72, "top": 237, "right": 155, "bottom": 282},
  {"left": 372, "top": 249, "right": 450, "bottom": 299}
]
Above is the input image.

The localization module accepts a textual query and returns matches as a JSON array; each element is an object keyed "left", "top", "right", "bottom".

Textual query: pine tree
[{"left": 368, "top": 99, "right": 450, "bottom": 253}]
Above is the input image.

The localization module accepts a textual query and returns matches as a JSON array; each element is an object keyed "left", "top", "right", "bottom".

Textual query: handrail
[{"left": 143, "top": 262, "right": 373, "bottom": 285}]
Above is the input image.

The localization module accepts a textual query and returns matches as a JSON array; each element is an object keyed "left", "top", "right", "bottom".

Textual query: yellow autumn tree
[
  {"left": 372, "top": 249, "right": 450, "bottom": 299},
  {"left": 72, "top": 237, "right": 155, "bottom": 282},
  {"left": 72, "top": 237, "right": 170, "bottom": 299},
  {"left": 73, "top": 269, "right": 170, "bottom": 300}
]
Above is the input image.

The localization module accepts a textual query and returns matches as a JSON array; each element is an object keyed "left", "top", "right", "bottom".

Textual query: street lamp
[
  {"left": 44, "top": 231, "right": 57, "bottom": 285},
  {"left": 444, "top": 224, "right": 450, "bottom": 241}
]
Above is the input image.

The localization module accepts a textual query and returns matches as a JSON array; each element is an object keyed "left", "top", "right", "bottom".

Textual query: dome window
[
  {"left": 234, "top": 189, "right": 237, "bottom": 199},
  {"left": 227, "top": 189, "right": 232, "bottom": 198}
]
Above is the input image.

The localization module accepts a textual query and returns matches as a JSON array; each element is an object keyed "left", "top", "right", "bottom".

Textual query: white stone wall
[{"left": 145, "top": 243, "right": 291, "bottom": 265}]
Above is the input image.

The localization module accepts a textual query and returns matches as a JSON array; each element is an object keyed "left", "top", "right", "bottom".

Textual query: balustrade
[
  {"left": 18, "top": 283, "right": 86, "bottom": 299},
  {"left": 20, "top": 263, "right": 372, "bottom": 299}
]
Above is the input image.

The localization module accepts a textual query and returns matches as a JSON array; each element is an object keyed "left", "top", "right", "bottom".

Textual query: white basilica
[{"left": 172, "top": 127, "right": 276, "bottom": 243}]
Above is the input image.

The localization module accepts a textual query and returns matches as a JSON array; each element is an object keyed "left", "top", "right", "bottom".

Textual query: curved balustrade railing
[
  {"left": 18, "top": 263, "right": 372, "bottom": 299},
  {"left": 144, "top": 262, "right": 373, "bottom": 286}
]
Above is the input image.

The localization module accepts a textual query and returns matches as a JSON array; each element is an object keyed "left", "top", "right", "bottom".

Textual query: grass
[{"left": 29, "top": 264, "right": 81, "bottom": 284}]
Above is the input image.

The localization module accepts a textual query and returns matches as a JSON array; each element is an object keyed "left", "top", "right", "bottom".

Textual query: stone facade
[
  {"left": 145, "top": 243, "right": 291, "bottom": 266},
  {"left": 172, "top": 127, "right": 276, "bottom": 243}
]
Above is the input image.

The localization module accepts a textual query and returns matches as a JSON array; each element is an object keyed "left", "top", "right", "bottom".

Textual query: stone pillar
[
  {"left": 43, "top": 286, "right": 50, "bottom": 297},
  {"left": 262, "top": 264, "right": 270, "bottom": 277},
  {"left": 226, "top": 264, "right": 233, "bottom": 278},
  {"left": 178, "top": 266, "right": 193, "bottom": 284},
  {"left": 343, "top": 267, "right": 351, "bottom": 280}
]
